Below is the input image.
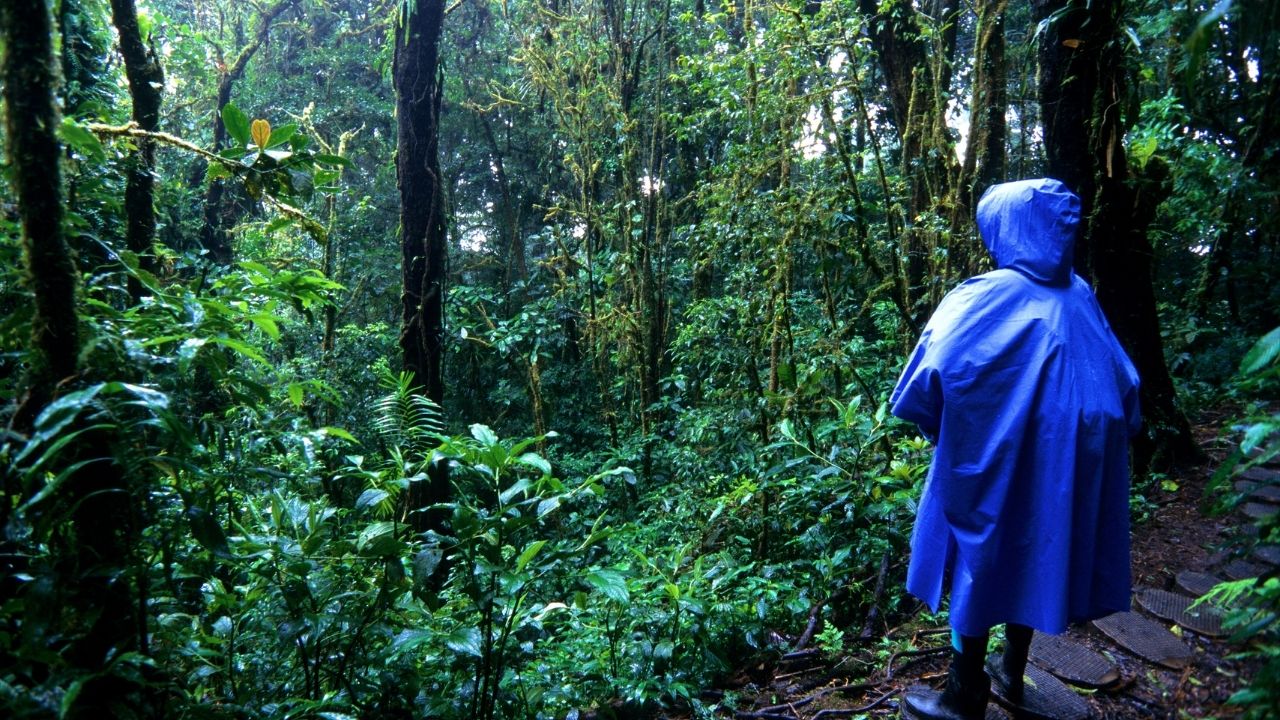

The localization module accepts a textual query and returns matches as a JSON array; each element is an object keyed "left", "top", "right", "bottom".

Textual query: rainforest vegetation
[{"left": 1, "top": 0, "right": 1277, "bottom": 717}]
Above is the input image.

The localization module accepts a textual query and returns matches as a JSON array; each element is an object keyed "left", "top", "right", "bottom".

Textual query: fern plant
[
  {"left": 348, "top": 370, "right": 447, "bottom": 520},
  {"left": 373, "top": 370, "right": 446, "bottom": 451}
]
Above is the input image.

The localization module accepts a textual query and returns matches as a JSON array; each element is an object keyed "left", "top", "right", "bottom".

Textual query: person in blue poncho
[{"left": 891, "top": 179, "right": 1142, "bottom": 720}]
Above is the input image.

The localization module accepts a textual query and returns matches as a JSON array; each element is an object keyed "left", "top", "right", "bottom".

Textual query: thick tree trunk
[
  {"left": 857, "top": 0, "right": 960, "bottom": 324},
  {"left": 3, "top": 0, "right": 142, "bottom": 686},
  {"left": 110, "top": 0, "right": 164, "bottom": 301},
  {"left": 395, "top": 0, "right": 447, "bottom": 406},
  {"left": 1034, "top": 0, "right": 1098, "bottom": 277},
  {"left": 3, "top": 0, "right": 79, "bottom": 430},
  {"left": 1036, "top": 0, "right": 1201, "bottom": 471}
]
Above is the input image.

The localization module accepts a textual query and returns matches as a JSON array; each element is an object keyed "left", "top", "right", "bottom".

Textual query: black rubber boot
[
  {"left": 902, "top": 649, "right": 991, "bottom": 720},
  {"left": 986, "top": 623, "right": 1031, "bottom": 706}
]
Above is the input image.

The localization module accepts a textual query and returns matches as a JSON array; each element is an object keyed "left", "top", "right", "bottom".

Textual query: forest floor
[{"left": 686, "top": 413, "right": 1272, "bottom": 720}]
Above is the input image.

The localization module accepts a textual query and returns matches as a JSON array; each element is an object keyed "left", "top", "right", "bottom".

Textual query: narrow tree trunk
[
  {"left": 395, "top": 0, "right": 450, "bottom": 542},
  {"left": 200, "top": 0, "right": 298, "bottom": 264},
  {"left": 109, "top": 0, "right": 164, "bottom": 301}
]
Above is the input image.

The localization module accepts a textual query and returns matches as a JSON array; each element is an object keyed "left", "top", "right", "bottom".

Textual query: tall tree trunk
[
  {"left": 959, "top": 0, "right": 1008, "bottom": 213},
  {"left": 395, "top": 0, "right": 449, "bottom": 539},
  {"left": 1036, "top": 0, "right": 1201, "bottom": 471},
  {"left": 200, "top": 0, "right": 298, "bottom": 264},
  {"left": 857, "top": 0, "right": 960, "bottom": 324},
  {"left": 1034, "top": 0, "right": 1098, "bottom": 277},
  {"left": 2, "top": 0, "right": 142, "bottom": 687},
  {"left": 110, "top": 0, "right": 164, "bottom": 301},
  {"left": 3, "top": 0, "right": 79, "bottom": 430}
]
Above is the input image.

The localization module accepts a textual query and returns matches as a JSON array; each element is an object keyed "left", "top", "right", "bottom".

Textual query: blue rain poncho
[{"left": 891, "top": 178, "right": 1141, "bottom": 636}]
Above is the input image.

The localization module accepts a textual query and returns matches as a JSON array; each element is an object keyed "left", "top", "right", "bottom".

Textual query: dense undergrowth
[{"left": 0, "top": 254, "right": 929, "bottom": 719}]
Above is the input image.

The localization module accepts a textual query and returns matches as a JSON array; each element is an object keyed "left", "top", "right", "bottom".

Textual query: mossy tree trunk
[
  {"left": 3, "top": 0, "right": 79, "bottom": 430},
  {"left": 857, "top": 0, "right": 962, "bottom": 324},
  {"left": 110, "top": 0, "right": 164, "bottom": 301},
  {"left": 959, "top": 0, "right": 1009, "bottom": 213},
  {"left": 3, "top": 0, "right": 143, "bottom": 689},
  {"left": 1036, "top": 0, "right": 1201, "bottom": 472}
]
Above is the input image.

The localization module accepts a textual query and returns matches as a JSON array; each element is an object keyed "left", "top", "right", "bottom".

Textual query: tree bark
[
  {"left": 3, "top": 0, "right": 79, "bottom": 430},
  {"left": 857, "top": 0, "right": 960, "bottom": 324},
  {"left": 3, "top": 0, "right": 142, "bottom": 684},
  {"left": 395, "top": 0, "right": 449, "bottom": 542},
  {"left": 959, "top": 0, "right": 1008, "bottom": 213},
  {"left": 1036, "top": 0, "right": 1201, "bottom": 471},
  {"left": 109, "top": 0, "right": 164, "bottom": 301},
  {"left": 395, "top": 0, "right": 448, "bottom": 407}
]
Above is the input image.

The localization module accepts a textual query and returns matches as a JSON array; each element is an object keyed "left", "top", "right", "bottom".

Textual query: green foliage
[{"left": 1200, "top": 326, "right": 1280, "bottom": 718}]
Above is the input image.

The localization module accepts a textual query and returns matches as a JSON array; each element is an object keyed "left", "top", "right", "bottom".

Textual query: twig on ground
[
  {"left": 808, "top": 687, "right": 898, "bottom": 718},
  {"left": 886, "top": 646, "right": 949, "bottom": 680}
]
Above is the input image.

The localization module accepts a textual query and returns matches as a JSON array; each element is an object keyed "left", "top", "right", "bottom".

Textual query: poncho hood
[{"left": 976, "top": 178, "right": 1080, "bottom": 286}]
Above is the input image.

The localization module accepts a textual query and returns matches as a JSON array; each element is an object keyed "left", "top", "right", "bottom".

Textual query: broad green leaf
[
  {"left": 585, "top": 569, "right": 629, "bottom": 603},
  {"left": 267, "top": 122, "right": 299, "bottom": 149},
  {"left": 357, "top": 521, "right": 398, "bottom": 555},
  {"left": 61, "top": 675, "right": 87, "bottom": 719},
  {"left": 518, "top": 452, "right": 552, "bottom": 476},
  {"left": 221, "top": 103, "right": 251, "bottom": 146},
  {"left": 177, "top": 337, "right": 207, "bottom": 373},
  {"left": 390, "top": 629, "right": 433, "bottom": 655},
  {"left": 516, "top": 540, "right": 547, "bottom": 572},
  {"left": 107, "top": 382, "right": 170, "bottom": 411},
  {"left": 58, "top": 118, "right": 104, "bottom": 161},
  {"left": 536, "top": 497, "right": 561, "bottom": 518},
  {"left": 355, "top": 488, "right": 390, "bottom": 510},
  {"left": 287, "top": 383, "right": 305, "bottom": 408},
  {"left": 470, "top": 424, "right": 499, "bottom": 447},
  {"left": 207, "top": 336, "right": 269, "bottom": 365},
  {"left": 778, "top": 418, "right": 796, "bottom": 441},
  {"left": 314, "top": 153, "right": 353, "bottom": 168},
  {"left": 446, "top": 627, "right": 483, "bottom": 657},
  {"left": 1240, "top": 326, "right": 1280, "bottom": 376},
  {"left": 316, "top": 426, "right": 358, "bottom": 443},
  {"left": 250, "top": 313, "right": 281, "bottom": 340},
  {"left": 499, "top": 477, "right": 532, "bottom": 505},
  {"left": 186, "top": 505, "right": 231, "bottom": 558}
]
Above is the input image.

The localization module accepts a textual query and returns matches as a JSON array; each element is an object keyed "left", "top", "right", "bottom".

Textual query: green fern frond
[{"left": 373, "top": 369, "right": 445, "bottom": 453}]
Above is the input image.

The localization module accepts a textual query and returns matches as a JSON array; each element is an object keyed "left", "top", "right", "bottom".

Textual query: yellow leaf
[
  {"left": 251, "top": 118, "right": 272, "bottom": 149},
  {"left": 1062, "top": 38, "right": 1081, "bottom": 48}
]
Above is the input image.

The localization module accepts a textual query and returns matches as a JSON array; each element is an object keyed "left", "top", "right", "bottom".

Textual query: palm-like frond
[{"left": 373, "top": 370, "right": 445, "bottom": 454}]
